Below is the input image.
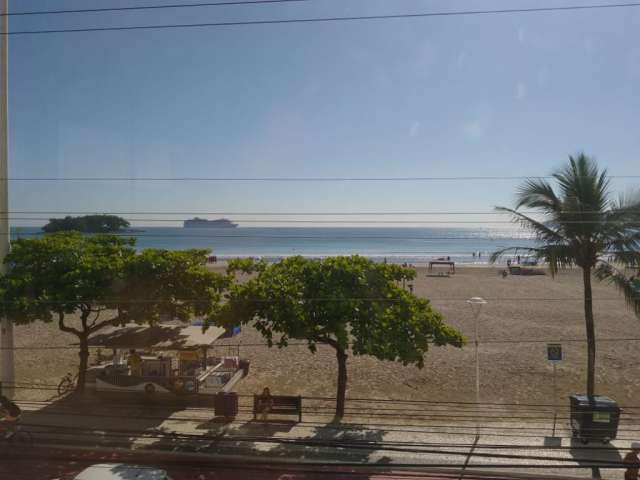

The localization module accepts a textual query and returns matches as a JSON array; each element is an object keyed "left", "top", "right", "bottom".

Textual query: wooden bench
[
  {"left": 509, "top": 266, "right": 545, "bottom": 276},
  {"left": 253, "top": 394, "right": 302, "bottom": 422}
]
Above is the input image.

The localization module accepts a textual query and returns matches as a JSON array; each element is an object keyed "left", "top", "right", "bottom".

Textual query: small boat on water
[{"left": 183, "top": 217, "right": 238, "bottom": 228}]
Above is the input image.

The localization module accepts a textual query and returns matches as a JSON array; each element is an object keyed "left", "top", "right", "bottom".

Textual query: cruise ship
[{"left": 183, "top": 217, "right": 238, "bottom": 228}]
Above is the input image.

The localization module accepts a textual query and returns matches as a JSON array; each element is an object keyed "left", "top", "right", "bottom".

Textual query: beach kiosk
[{"left": 87, "top": 323, "right": 245, "bottom": 400}]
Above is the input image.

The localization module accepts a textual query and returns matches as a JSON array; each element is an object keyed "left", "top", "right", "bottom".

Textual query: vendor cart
[{"left": 86, "top": 323, "right": 245, "bottom": 400}]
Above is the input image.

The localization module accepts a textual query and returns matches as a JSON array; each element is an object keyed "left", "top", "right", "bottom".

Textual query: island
[{"left": 42, "top": 215, "right": 131, "bottom": 233}]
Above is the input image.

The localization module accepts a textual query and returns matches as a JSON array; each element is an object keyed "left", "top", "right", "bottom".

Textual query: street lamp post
[{"left": 467, "top": 296, "right": 487, "bottom": 436}]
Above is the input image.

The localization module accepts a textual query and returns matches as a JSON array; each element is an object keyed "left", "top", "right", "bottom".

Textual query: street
[
  {"left": 10, "top": 397, "right": 635, "bottom": 480},
  {"left": 0, "top": 446, "right": 516, "bottom": 480}
]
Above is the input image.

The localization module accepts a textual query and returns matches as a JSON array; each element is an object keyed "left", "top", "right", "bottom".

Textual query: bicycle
[
  {"left": 57, "top": 371, "right": 78, "bottom": 397},
  {"left": 1, "top": 421, "right": 33, "bottom": 446}
]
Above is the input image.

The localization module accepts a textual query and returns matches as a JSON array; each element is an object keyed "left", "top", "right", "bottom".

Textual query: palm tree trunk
[{"left": 583, "top": 266, "right": 596, "bottom": 397}]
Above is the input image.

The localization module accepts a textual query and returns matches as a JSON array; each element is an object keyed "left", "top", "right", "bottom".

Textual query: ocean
[{"left": 10, "top": 226, "right": 537, "bottom": 265}]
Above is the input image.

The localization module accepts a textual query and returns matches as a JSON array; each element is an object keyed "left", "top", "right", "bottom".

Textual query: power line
[
  {"left": 0, "top": 296, "right": 637, "bottom": 305},
  {"left": 16, "top": 397, "right": 630, "bottom": 418},
  {"left": 9, "top": 400, "right": 629, "bottom": 427},
  {"left": 16, "top": 394, "right": 640, "bottom": 419},
  {"left": 8, "top": 219, "right": 640, "bottom": 224},
  {"left": 6, "top": 230, "right": 540, "bottom": 239},
  {"left": 5, "top": 2, "right": 640, "bottom": 36},
  {"left": 10, "top": 424, "right": 637, "bottom": 470},
  {"left": 3, "top": 0, "right": 309, "bottom": 17},
  {"left": 1, "top": 216, "right": 540, "bottom": 224},
  {"left": 0, "top": 210, "right": 632, "bottom": 215},
  {"left": 4, "top": 335, "right": 640, "bottom": 352},
  {"left": 10, "top": 404, "right": 635, "bottom": 450},
  {"left": 1, "top": 174, "right": 639, "bottom": 180},
  {"left": 6, "top": 1, "right": 640, "bottom": 35},
  {"left": 4, "top": 210, "right": 630, "bottom": 215},
  {"left": 15, "top": 412, "right": 640, "bottom": 452},
  {"left": 2, "top": 338, "right": 640, "bottom": 353},
  {"left": 0, "top": 416, "right": 614, "bottom": 453},
  {"left": 5, "top": 235, "right": 539, "bottom": 243},
  {"left": 12, "top": 216, "right": 640, "bottom": 225},
  {"left": 11, "top": 395, "right": 638, "bottom": 444}
]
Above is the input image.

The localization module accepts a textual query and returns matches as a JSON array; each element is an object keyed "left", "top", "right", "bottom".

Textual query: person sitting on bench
[{"left": 257, "top": 387, "right": 274, "bottom": 422}]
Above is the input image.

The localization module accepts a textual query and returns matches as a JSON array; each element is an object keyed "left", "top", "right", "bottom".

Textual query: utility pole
[{"left": 0, "top": 0, "right": 13, "bottom": 399}]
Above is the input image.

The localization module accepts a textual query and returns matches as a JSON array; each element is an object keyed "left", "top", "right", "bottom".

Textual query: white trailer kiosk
[{"left": 87, "top": 323, "right": 245, "bottom": 400}]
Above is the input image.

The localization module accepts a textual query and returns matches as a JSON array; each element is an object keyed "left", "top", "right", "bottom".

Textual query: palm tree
[{"left": 491, "top": 154, "right": 640, "bottom": 396}]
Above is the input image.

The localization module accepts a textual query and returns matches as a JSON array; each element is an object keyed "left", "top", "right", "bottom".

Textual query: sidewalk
[{"left": 16, "top": 396, "right": 629, "bottom": 480}]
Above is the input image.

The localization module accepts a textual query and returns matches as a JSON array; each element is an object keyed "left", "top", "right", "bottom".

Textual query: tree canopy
[
  {"left": 221, "top": 255, "right": 464, "bottom": 418},
  {"left": 42, "top": 214, "right": 131, "bottom": 233},
  {"left": 0, "top": 232, "right": 228, "bottom": 390},
  {"left": 491, "top": 154, "right": 640, "bottom": 396}
]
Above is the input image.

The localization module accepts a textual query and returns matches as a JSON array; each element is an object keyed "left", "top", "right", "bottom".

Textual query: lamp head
[{"left": 466, "top": 297, "right": 487, "bottom": 317}]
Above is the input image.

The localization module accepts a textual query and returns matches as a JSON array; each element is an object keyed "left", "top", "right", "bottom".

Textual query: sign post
[{"left": 545, "top": 344, "right": 562, "bottom": 445}]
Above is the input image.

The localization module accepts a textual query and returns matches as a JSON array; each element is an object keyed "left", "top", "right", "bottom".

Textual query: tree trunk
[
  {"left": 77, "top": 334, "right": 89, "bottom": 392},
  {"left": 583, "top": 266, "right": 596, "bottom": 397},
  {"left": 335, "top": 348, "right": 348, "bottom": 419}
]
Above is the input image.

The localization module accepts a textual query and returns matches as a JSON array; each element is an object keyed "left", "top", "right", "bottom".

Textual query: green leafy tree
[
  {"left": 221, "top": 255, "right": 464, "bottom": 418},
  {"left": 0, "top": 232, "right": 227, "bottom": 390},
  {"left": 491, "top": 154, "right": 640, "bottom": 396},
  {"left": 42, "top": 214, "right": 130, "bottom": 233}
]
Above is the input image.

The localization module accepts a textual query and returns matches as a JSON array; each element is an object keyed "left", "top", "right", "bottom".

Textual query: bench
[
  {"left": 253, "top": 394, "right": 302, "bottom": 422},
  {"left": 509, "top": 266, "right": 545, "bottom": 276}
]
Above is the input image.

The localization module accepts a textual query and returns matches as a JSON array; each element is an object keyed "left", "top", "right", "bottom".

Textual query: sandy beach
[{"left": 5, "top": 265, "right": 640, "bottom": 406}]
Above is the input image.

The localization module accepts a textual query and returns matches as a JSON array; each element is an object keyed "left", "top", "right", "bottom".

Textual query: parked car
[{"left": 73, "top": 463, "right": 173, "bottom": 480}]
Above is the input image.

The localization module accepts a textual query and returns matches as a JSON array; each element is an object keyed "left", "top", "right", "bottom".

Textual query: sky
[{"left": 7, "top": 0, "right": 640, "bottom": 227}]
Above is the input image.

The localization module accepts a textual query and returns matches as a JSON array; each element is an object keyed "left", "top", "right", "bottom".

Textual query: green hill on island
[{"left": 42, "top": 215, "right": 130, "bottom": 233}]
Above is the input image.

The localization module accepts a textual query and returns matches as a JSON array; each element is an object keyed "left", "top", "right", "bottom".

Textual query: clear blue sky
[{"left": 8, "top": 0, "right": 640, "bottom": 226}]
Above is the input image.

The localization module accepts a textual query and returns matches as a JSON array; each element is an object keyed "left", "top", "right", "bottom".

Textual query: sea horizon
[{"left": 10, "top": 226, "right": 536, "bottom": 265}]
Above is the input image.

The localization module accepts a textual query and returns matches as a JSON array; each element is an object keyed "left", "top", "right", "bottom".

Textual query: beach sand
[{"left": 5, "top": 265, "right": 640, "bottom": 406}]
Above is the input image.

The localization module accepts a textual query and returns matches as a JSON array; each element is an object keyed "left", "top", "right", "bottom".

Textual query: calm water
[{"left": 11, "top": 227, "right": 537, "bottom": 264}]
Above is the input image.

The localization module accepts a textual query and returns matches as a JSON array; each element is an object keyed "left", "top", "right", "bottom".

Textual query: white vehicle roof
[{"left": 73, "top": 463, "right": 172, "bottom": 480}]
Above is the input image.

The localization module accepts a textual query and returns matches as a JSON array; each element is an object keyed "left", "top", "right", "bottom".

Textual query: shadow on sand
[
  {"left": 21, "top": 391, "right": 188, "bottom": 450},
  {"left": 569, "top": 438, "right": 623, "bottom": 479},
  {"left": 25, "top": 393, "right": 393, "bottom": 469},
  {"left": 188, "top": 415, "right": 390, "bottom": 465}
]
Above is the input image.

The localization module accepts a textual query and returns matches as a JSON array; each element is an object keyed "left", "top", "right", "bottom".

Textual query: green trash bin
[{"left": 570, "top": 394, "right": 620, "bottom": 444}]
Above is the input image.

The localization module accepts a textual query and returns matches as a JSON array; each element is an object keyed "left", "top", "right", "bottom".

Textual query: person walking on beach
[
  {"left": 257, "top": 387, "right": 274, "bottom": 423},
  {"left": 625, "top": 442, "right": 640, "bottom": 479}
]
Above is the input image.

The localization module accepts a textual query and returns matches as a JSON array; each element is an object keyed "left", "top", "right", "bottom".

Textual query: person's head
[
  {"left": 632, "top": 442, "right": 640, "bottom": 454},
  {"left": 262, "top": 387, "right": 270, "bottom": 396}
]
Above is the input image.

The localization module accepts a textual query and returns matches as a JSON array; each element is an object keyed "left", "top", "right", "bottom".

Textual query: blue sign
[{"left": 547, "top": 344, "right": 562, "bottom": 362}]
